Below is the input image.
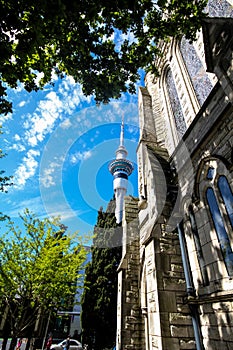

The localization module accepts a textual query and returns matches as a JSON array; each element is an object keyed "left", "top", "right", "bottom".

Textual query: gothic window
[
  {"left": 206, "top": 184, "right": 233, "bottom": 276},
  {"left": 197, "top": 159, "right": 233, "bottom": 279},
  {"left": 179, "top": 38, "right": 213, "bottom": 106},
  {"left": 165, "top": 69, "right": 187, "bottom": 138},
  {"left": 205, "top": 0, "right": 233, "bottom": 17},
  {"left": 218, "top": 175, "right": 233, "bottom": 228}
]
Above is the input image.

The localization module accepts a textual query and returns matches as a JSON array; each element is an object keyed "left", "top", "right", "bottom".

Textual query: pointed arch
[
  {"left": 194, "top": 156, "right": 233, "bottom": 277},
  {"left": 193, "top": 155, "right": 231, "bottom": 201}
]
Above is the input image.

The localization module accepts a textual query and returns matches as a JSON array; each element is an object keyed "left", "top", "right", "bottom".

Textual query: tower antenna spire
[
  {"left": 108, "top": 116, "right": 134, "bottom": 224},
  {"left": 120, "top": 114, "right": 124, "bottom": 147}
]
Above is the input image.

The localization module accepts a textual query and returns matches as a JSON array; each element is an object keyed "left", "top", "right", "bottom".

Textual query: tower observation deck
[{"left": 108, "top": 118, "right": 134, "bottom": 223}]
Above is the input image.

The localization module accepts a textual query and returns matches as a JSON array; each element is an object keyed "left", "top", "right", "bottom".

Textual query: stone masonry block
[
  {"left": 158, "top": 291, "right": 177, "bottom": 312},
  {"left": 169, "top": 313, "right": 193, "bottom": 326},
  {"left": 171, "top": 325, "right": 189, "bottom": 338}
]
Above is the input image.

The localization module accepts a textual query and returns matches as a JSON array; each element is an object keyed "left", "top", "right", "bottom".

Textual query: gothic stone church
[{"left": 116, "top": 1, "right": 233, "bottom": 349}]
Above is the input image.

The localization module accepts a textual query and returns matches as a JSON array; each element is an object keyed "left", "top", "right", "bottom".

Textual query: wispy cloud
[
  {"left": 60, "top": 118, "right": 72, "bottom": 129},
  {"left": 70, "top": 150, "right": 92, "bottom": 164},
  {"left": 11, "top": 76, "right": 94, "bottom": 188},
  {"left": 0, "top": 113, "right": 12, "bottom": 124},
  {"left": 23, "top": 91, "right": 63, "bottom": 146},
  {"left": 4, "top": 196, "right": 46, "bottom": 218},
  {"left": 10, "top": 143, "right": 26, "bottom": 152},
  {"left": 22, "top": 77, "right": 93, "bottom": 148},
  {"left": 14, "top": 149, "right": 40, "bottom": 188},
  {"left": 39, "top": 160, "right": 61, "bottom": 188},
  {"left": 43, "top": 205, "right": 87, "bottom": 222}
]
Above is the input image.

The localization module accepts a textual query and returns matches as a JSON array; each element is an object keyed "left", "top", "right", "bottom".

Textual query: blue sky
[{"left": 0, "top": 72, "right": 143, "bottom": 242}]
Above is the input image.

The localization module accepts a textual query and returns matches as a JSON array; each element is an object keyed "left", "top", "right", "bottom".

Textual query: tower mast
[{"left": 108, "top": 117, "right": 134, "bottom": 223}]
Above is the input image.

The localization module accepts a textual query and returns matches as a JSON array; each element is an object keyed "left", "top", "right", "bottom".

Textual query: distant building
[{"left": 116, "top": 1, "right": 233, "bottom": 349}]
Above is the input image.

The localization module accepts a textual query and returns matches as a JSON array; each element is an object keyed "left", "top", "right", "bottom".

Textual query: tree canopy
[
  {"left": 81, "top": 202, "right": 122, "bottom": 350},
  {"left": 0, "top": 210, "right": 87, "bottom": 343},
  {"left": 0, "top": 0, "right": 207, "bottom": 113}
]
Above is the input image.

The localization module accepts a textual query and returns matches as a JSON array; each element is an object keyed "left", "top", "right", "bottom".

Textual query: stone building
[{"left": 116, "top": 1, "right": 233, "bottom": 349}]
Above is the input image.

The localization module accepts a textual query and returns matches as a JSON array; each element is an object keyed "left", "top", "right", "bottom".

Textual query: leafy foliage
[
  {"left": 0, "top": 210, "right": 86, "bottom": 339},
  {"left": 0, "top": 0, "right": 207, "bottom": 113},
  {"left": 81, "top": 202, "right": 122, "bottom": 350}
]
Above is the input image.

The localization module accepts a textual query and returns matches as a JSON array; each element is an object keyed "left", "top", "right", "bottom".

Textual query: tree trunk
[
  {"left": 1, "top": 338, "right": 8, "bottom": 350},
  {"left": 9, "top": 337, "right": 17, "bottom": 350}
]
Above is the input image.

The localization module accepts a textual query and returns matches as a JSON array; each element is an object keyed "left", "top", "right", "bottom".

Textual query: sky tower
[{"left": 108, "top": 117, "right": 134, "bottom": 223}]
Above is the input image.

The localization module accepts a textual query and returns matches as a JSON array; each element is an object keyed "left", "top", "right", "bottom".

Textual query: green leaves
[
  {"left": 0, "top": 0, "right": 207, "bottom": 113},
  {"left": 0, "top": 210, "right": 87, "bottom": 337}
]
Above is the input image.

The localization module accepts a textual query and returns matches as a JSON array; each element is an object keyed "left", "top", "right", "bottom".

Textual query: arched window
[
  {"left": 206, "top": 187, "right": 233, "bottom": 276},
  {"left": 179, "top": 38, "right": 213, "bottom": 106},
  {"left": 218, "top": 175, "right": 233, "bottom": 228},
  {"left": 206, "top": 0, "right": 233, "bottom": 17},
  {"left": 165, "top": 69, "right": 187, "bottom": 138}
]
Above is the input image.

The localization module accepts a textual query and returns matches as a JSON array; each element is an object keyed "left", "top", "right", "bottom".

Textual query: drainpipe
[
  {"left": 177, "top": 222, "right": 204, "bottom": 350},
  {"left": 177, "top": 221, "right": 194, "bottom": 296}
]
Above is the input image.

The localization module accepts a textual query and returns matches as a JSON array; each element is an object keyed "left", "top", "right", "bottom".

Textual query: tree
[
  {"left": 0, "top": 210, "right": 87, "bottom": 350},
  {"left": 81, "top": 201, "right": 122, "bottom": 350},
  {"left": 0, "top": 0, "right": 207, "bottom": 113}
]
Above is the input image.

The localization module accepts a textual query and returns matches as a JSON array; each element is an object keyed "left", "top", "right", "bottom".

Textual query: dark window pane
[
  {"left": 206, "top": 167, "right": 215, "bottom": 180},
  {"left": 206, "top": 187, "right": 233, "bottom": 275},
  {"left": 218, "top": 175, "right": 233, "bottom": 228}
]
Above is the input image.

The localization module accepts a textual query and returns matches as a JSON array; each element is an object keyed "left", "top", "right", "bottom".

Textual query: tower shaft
[{"left": 109, "top": 118, "right": 134, "bottom": 223}]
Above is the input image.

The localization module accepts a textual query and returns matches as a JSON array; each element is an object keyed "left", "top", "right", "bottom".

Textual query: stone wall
[{"left": 116, "top": 197, "right": 145, "bottom": 350}]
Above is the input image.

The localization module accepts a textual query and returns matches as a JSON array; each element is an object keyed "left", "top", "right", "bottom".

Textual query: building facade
[{"left": 116, "top": 1, "right": 233, "bottom": 349}]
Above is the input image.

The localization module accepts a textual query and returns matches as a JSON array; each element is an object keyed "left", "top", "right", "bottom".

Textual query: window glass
[
  {"left": 205, "top": 0, "right": 233, "bottom": 17},
  {"left": 166, "top": 69, "right": 186, "bottom": 138},
  {"left": 206, "top": 187, "right": 233, "bottom": 275},
  {"left": 179, "top": 38, "right": 213, "bottom": 106},
  {"left": 218, "top": 175, "right": 233, "bottom": 228},
  {"left": 206, "top": 167, "right": 215, "bottom": 180}
]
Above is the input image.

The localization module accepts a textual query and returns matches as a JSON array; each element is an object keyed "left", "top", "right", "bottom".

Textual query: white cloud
[
  {"left": 0, "top": 113, "right": 12, "bottom": 123},
  {"left": 60, "top": 118, "right": 72, "bottom": 129},
  {"left": 57, "top": 77, "right": 92, "bottom": 115},
  {"left": 10, "top": 143, "right": 26, "bottom": 152},
  {"left": 14, "top": 149, "right": 40, "bottom": 188},
  {"left": 22, "top": 76, "right": 93, "bottom": 148},
  {"left": 14, "top": 82, "right": 24, "bottom": 93},
  {"left": 14, "top": 134, "right": 21, "bottom": 141},
  {"left": 34, "top": 72, "right": 45, "bottom": 86},
  {"left": 70, "top": 150, "right": 92, "bottom": 164},
  {"left": 11, "top": 76, "right": 93, "bottom": 189},
  {"left": 18, "top": 100, "right": 27, "bottom": 107},
  {"left": 40, "top": 160, "right": 61, "bottom": 188},
  {"left": 24, "top": 91, "right": 63, "bottom": 146}
]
